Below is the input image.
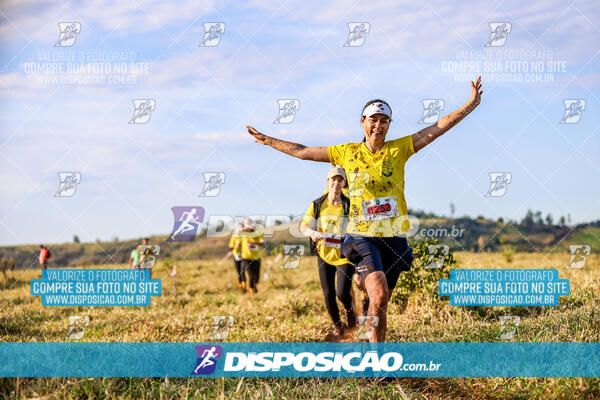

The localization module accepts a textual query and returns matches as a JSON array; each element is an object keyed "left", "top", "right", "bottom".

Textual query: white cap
[
  {"left": 243, "top": 218, "right": 256, "bottom": 230},
  {"left": 327, "top": 165, "right": 347, "bottom": 187},
  {"left": 362, "top": 101, "right": 392, "bottom": 119}
]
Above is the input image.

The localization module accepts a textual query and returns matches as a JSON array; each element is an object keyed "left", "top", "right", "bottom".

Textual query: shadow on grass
[
  {"left": 1, "top": 276, "right": 30, "bottom": 290},
  {"left": 0, "top": 314, "right": 60, "bottom": 339},
  {"left": 463, "top": 305, "right": 546, "bottom": 320},
  {"left": 270, "top": 282, "right": 300, "bottom": 290}
]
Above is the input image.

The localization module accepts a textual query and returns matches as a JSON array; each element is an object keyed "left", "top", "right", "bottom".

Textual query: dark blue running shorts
[{"left": 340, "top": 234, "right": 413, "bottom": 290}]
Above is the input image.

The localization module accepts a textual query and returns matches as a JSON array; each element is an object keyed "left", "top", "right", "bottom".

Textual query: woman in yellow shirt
[
  {"left": 300, "top": 166, "right": 356, "bottom": 337},
  {"left": 225, "top": 224, "right": 245, "bottom": 290},
  {"left": 235, "top": 218, "right": 264, "bottom": 294},
  {"left": 246, "top": 77, "right": 483, "bottom": 341}
]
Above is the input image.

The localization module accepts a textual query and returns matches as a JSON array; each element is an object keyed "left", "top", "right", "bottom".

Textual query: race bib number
[
  {"left": 323, "top": 233, "right": 342, "bottom": 248},
  {"left": 361, "top": 196, "right": 399, "bottom": 222},
  {"left": 248, "top": 243, "right": 259, "bottom": 251}
]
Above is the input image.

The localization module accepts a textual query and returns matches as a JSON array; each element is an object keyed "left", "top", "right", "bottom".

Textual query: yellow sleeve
[
  {"left": 228, "top": 236, "right": 235, "bottom": 248},
  {"left": 390, "top": 135, "right": 415, "bottom": 163},
  {"left": 407, "top": 135, "right": 415, "bottom": 157},
  {"left": 300, "top": 203, "right": 315, "bottom": 228},
  {"left": 327, "top": 143, "right": 347, "bottom": 167}
]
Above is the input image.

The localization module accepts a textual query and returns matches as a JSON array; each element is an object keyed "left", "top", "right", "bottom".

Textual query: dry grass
[{"left": 1, "top": 252, "right": 600, "bottom": 399}]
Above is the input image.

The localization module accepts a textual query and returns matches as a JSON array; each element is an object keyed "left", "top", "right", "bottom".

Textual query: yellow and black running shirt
[
  {"left": 301, "top": 198, "right": 349, "bottom": 266},
  {"left": 237, "top": 230, "right": 264, "bottom": 260},
  {"left": 228, "top": 232, "right": 242, "bottom": 257},
  {"left": 327, "top": 135, "right": 414, "bottom": 237}
]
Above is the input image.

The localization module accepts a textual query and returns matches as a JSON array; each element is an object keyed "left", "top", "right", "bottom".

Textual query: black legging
[
  {"left": 318, "top": 256, "right": 354, "bottom": 327},
  {"left": 241, "top": 259, "right": 260, "bottom": 290},
  {"left": 234, "top": 259, "right": 244, "bottom": 283}
]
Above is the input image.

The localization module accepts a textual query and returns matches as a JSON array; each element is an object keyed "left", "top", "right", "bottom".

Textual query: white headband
[{"left": 362, "top": 102, "right": 392, "bottom": 119}]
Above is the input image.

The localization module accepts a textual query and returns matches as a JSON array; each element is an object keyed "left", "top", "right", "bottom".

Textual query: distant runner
[
  {"left": 235, "top": 218, "right": 264, "bottom": 293},
  {"left": 300, "top": 166, "right": 357, "bottom": 338},
  {"left": 138, "top": 238, "right": 157, "bottom": 278},
  {"left": 38, "top": 245, "right": 51, "bottom": 269},
  {"left": 247, "top": 77, "right": 483, "bottom": 341},
  {"left": 219, "top": 223, "right": 246, "bottom": 291},
  {"left": 129, "top": 246, "right": 140, "bottom": 269},
  {"left": 129, "top": 238, "right": 148, "bottom": 269}
]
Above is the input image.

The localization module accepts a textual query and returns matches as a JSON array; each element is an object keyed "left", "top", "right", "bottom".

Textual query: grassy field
[{"left": 1, "top": 251, "right": 600, "bottom": 399}]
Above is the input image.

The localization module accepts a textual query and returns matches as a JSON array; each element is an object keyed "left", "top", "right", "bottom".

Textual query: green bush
[
  {"left": 161, "top": 258, "right": 174, "bottom": 271},
  {"left": 503, "top": 244, "right": 515, "bottom": 264},
  {"left": 393, "top": 237, "right": 456, "bottom": 302},
  {"left": 267, "top": 243, "right": 284, "bottom": 256},
  {"left": 0, "top": 257, "right": 7, "bottom": 280}
]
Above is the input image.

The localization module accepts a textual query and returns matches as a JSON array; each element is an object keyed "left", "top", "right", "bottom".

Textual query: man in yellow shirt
[
  {"left": 300, "top": 166, "right": 356, "bottom": 338},
  {"left": 247, "top": 77, "right": 483, "bottom": 341},
  {"left": 235, "top": 218, "right": 264, "bottom": 293}
]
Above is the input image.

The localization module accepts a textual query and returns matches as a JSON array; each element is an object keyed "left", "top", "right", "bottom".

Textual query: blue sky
[{"left": 0, "top": 0, "right": 599, "bottom": 245}]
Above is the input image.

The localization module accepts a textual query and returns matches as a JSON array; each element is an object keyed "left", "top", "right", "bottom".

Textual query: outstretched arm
[
  {"left": 217, "top": 250, "right": 233, "bottom": 266},
  {"left": 299, "top": 222, "right": 324, "bottom": 241},
  {"left": 412, "top": 76, "right": 483, "bottom": 153},
  {"left": 247, "top": 126, "right": 329, "bottom": 162}
]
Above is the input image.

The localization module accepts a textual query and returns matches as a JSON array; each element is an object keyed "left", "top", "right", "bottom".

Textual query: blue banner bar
[
  {"left": 439, "top": 269, "right": 570, "bottom": 306},
  {"left": 1, "top": 343, "right": 599, "bottom": 377},
  {"left": 30, "top": 269, "right": 161, "bottom": 306}
]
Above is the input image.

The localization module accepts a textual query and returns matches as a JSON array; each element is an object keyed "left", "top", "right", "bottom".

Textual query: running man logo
[
  {"left": 167, "top": 206, "right": 205, "bottom": 242},
  {"left": 199, "top": 172, "right": 226, "bottom": 197},
  {"left": 566, "top": 245, "right": 591, "bottom": 269},
  {"left": 138, "top": 245, "right": 160, "bottom": 269},
  {"left": 343, "top": 22, "right": 370, "bottom": 47},
  {"left": 425, "top": 245, "right": 449, "bottom": 269},
  {"left": 55, "top": 172, "right": 81, "bottom": 197},
  {"left": 55, "top": 22, "right": 81, "bottom": 47},
  {"left": 199, "top": 23, "right": 225, "bottom": 47},
  {"left": 496, "top": 315, "right": 520, "bottom": 340},
  {"left": 65, "top": 315, "right": 89, "bottom": 340},
  {"left": 485, "top": 172, "right": 512, "bottom": 197},
  {"left": 209, "top": 316, "right": 234, "bottom": 340},
  {"left": 419, "top": 99, "right": 445, "bottom": 124},
  {"left": 560, "top": 99, "right": 586, "bottom": 124},
  {"left": 274, "top": 99, "right": 300, "bottom": 124},
  {"left": 485, "top": 22, "right": 512, "bottom": 47},
  {"left": 355, "top": 316, "right": 379, "bottom": 340},
  {"left": 192, "top": 345, "right": 223, "bottom": 375},
  {"left": 347, "top": 172, "right": 370, "bottom": 197},
  {"left": 281, "top": 245, "right": 304, "bottom": 269},
  {"left": 129, "top": 99, "right": 156, "bottom": 124}
]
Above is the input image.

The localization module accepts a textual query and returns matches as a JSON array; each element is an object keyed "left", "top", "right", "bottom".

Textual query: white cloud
[
  {"left": 0, "top": 0, "right": 216, "bottom": 43},
  {"left": 194, "top": 131, "right": 247, "bottom": 142},
  {"left": 0, "top": 0, "right": 598, "bottom": 244}
]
